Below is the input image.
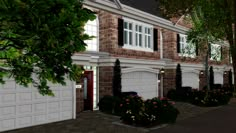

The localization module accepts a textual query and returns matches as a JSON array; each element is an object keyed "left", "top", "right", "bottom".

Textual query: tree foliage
[
  {"left": 112, "top": 59, "right": 122, "bottom": 97},
  {"left": 0, "top": 0, "right": 96, "bottom": 95},
  {"left": 159, "top": 0, "right": 236, "bottom": 89}
]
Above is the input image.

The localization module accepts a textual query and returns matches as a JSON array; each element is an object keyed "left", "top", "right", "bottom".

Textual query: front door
[{"left": 83, "top": 71, "right": 93, "bottom": 110}]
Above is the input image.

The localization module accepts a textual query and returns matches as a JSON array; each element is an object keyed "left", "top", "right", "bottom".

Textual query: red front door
[{"left": 83, "top": 71, "right": 93, "bottom": 110}]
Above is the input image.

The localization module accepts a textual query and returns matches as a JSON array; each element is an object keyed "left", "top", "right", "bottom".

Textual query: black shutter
[
  {"left": 177, "top": 34, "right": 180, "bottom": 53},
  {"left": 118, "top": 18, "right": 124, "bottom": 47},
  {"left": 221, "top": 46, "right": 223, "bottom": 60},
  {"left": 209, "top": 43, "right": 211, "bottom": 58},
  {"left": 153, "top": 28, "right": 158, "bottom": 51},
  {"left": 196, "top": 43, "right": 199, "bottom": 56}
]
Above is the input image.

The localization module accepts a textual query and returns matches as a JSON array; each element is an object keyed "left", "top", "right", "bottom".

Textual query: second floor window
[
  {"left": 210, "top": 44, "right": 222, "bottom": 61},
  {"left": 178, "top": 34, "right": 196, "bottom": 58},
  {"left": 123, "top": 18, "right": 153, "bottom": 52},
  {"left": 84, "top": 17, "right": 98, "bottom": 51}
]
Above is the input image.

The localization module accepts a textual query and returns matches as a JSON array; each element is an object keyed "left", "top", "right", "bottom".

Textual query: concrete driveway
[{"left": 3, "top": 100, "right": 235, "bottom": 133}]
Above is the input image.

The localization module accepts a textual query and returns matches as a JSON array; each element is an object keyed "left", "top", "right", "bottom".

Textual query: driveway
[
  {"left": 3, "top": 99, "right": 235, "bottom": 133},
  {"left": 151, "top": 102, "right": 236, "bottom": 133}
]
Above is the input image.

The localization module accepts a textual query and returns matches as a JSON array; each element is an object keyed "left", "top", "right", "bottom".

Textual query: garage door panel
[
  {"left": 0, "top": 79, "right": 74, "bottom": 132},
  {"left": 34, "top": 114, "right": 46, "bottom": 125},
  {"left": 183, "top": 73, "right": 199, "bottom": 89},
  {"left": 1, "top": 119, "right": 15, "bottom": 131},
  {"left": 214, "top": 73, "right": 223, "bottom": 84},
  {"left": 122, "top": 71, "right": 158, "bottom": 100}
]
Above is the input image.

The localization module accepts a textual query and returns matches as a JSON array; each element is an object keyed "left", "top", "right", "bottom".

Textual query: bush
[
  {"left": 167, "top": 89, "right": 177, "bottom": 100},
  {"left": 119, "top": 96, "right": 179, "bottom": 126},
  {"left": 190, "top": 89, "right": 231, "bottom": 107},
  {"left": 98, "top": 95, "right": 122, "bottom": 115}
]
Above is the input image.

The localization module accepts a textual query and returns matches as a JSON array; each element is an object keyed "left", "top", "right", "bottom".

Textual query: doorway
[{"left": 83, "top": 71, "right": 94, "bottom": 110}]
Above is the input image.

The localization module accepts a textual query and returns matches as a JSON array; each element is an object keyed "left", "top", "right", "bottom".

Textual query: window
[
  {"left": 178, "top": 34, "right": 196, "bottom": 58},
  {"left": 124, "top": 21, "right": 133, "bottom": 45},
  {"left": 123, "top": 18, "right": 153, "bottom": 52},
  {"left": 210, "top": 44, "right": 221, "bottom": 61},
  {"left": 84, "top": 17, "right": 98, "bottom": 51}
]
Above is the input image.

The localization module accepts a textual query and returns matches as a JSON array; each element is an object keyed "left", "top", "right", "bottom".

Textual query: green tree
[
  {"left": 159, "top": 0, "right": 236, "bottom": 89},
  {"left": 0, "top": 0, "right": 96, "bottom": 95},
  {"left": 176, "top": 63, "right": 182, "bottom": 92},
  {"left": 112, "top": 59, "right": 122, "bottom": 97},
  {"left": 209, "top": 66, "right": 214, "bottom": 90}
]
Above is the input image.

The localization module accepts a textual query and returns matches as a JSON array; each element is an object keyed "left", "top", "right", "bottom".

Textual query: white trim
[
  {"left": 72, "top": 81, "right": 76, "bottom": 119},
  {"left": 123, "top": 17, "right": 154, "bottom": 51},
  {"left": 122, "top": 67, "right": 159, "bottom": 74},
  {"left": 160, "top": 29, "right": 163, "bottom": 59},
  {"left": 84, "top": 0, "right": 188, "bottom": 34}
]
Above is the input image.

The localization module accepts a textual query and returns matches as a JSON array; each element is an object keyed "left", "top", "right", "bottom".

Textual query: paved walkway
[
  {"left": 3, "top": 99, "right": 236, "bottom": 133},
  {"left": 150, "top": 102, "right": 236, "bottom": 133}
]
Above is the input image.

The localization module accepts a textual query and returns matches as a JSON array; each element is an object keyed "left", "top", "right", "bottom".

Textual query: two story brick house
[
  {"left": 0, "top": 0, "right": 233, "bottom": 132},
  {"left": 76, "top": 0, "right": 233, "bottom": 111}
]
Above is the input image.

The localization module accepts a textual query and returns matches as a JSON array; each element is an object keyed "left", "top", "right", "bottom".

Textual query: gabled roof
[{"left": 119, "top": 0, "right": 162, "bottom": 17}]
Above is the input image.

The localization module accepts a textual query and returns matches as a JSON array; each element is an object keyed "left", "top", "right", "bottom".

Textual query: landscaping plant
[
  {"left": 119, "top": 96, "right": 179, "bottom": 126},
  {"left": 112, "top": 59, "right": 122, "bottom": 97}
]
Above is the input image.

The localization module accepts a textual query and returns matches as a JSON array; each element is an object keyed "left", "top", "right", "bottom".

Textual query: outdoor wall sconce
[
  {"left": 160, "top": 68, "right": 165, "bottom": 74},
  {"left": 200, "top": 70, "right": 204, "bottom": 75}
]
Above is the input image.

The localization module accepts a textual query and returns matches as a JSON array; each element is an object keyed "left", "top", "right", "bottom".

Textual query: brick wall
[
  {"left": 199, "top": 71, "right": 207, "bottom": 90},
  {"left": 99, "top": 66, "right": 113, "bottom": 98},
  {"left": 223, "top": 71, "right": 229, "bottom": 85},
  {"left": 163, "top": 69, "right": 176, "bottom": 96},
  {"left": 76, "top": 88, "right": 84, "bottom": 115},
  {"left": 98, "top": 10, "right": 160, "bottom": 60}
]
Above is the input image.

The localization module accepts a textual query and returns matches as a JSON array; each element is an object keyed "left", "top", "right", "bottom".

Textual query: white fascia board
[
  {"left": 84, "top": 0, "right": 188, "bottom": 34},
  {"left": 98, "top": 57, "right": 166, "bottom": 68}
]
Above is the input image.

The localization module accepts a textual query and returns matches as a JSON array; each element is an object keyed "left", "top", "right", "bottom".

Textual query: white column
[{"left": 160, "top": 29, "right": 163, "bottom": 59}]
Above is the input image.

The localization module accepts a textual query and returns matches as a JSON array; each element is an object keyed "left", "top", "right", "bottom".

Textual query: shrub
[
  {"left": 120, "top": 96, "right": 179, "bottom": 126},
  {"left": 190, "top": 89, "right": 231, "bottom": 107},
  {"left": 113, "top": 59, "right": 122, "bottom": 97},
  {"left": 167, "top": 89, "right": 177, "bottom": 100},
  {"left": 98, "top": 95, "right": 122, "bottom": 115}
]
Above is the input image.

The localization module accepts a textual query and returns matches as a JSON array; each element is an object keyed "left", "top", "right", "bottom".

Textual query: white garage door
[
  {"left": 0, "top": 79, "right": 74, "bottom": 132},
  {"left": 183, "top": 72, "right": 199, "bottom": 89},
  {"left": 214, "top": 72, "right": 223, "bottom": 84},
  {"left": 122, "top": 71, "right": 158, "bottom": 100}
]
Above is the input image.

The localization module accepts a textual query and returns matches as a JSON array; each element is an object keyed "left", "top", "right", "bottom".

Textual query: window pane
[
  {"left": 136, "top": 33, "right": 138, "bottom": 46},
  {"left": 136, "top": 25, "right": 138, "bottom": 31},
  {"left": 148, "top": 28, "right": 150, "bottom": 34},
  {"left": 124, "top": 31, "right": 127, "bottom": 44},
  {"left": 139, "top": 26, "right": 142, "bottom": 32},
  {"left": 148, "top": 36, "right": 151, "bottom": 48},
  {"left": 139, "top": 34, "right": 142, "bottom": 46},
  {"left": 145, "top": 28, "right": 147, "bottom": 33},
  {"left": 129, "top": 32, "right": 132, "bottom": 45},
  {"left": 145, "top": 36, "right": 147, "bottom": 47},
  {"left": 124, "top": 22, "right": 128, "bottom": 29},
  {"left": 129, "top": 23, "right": 132, "bottom": 30}
]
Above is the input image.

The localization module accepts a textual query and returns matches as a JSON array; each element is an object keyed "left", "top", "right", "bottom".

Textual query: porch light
[
  {"left": 160, "top": 68, "right": 165, "bottom": 74},
  {"left": 200, "top": 70, "right": 204, "bottom": 75}
]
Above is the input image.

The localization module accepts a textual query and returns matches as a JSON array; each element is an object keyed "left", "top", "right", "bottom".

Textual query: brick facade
[
  {"left": 163, "top": 69, "right": 176, "bottom": 96},
  {"left": 98, "top": 10, "right": 160, "bottom": 60},
  {"left": 99, "top": 66, "right": 113, "bottom": 98}
]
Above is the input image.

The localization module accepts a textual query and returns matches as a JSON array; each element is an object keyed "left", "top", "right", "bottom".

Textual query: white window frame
[
  {"left": 210, "top": 43, "right": 221, "bottom": 61},
  {"left": 123, "top": 17, "right": 153, "bottom": 52},
  {"left": 84, "top": 16, "right": 99, "bottom": 52},
  {"left": 124, "top": 21, "right": 133, "bottom": 46},
  {"left": 178, "top": 34, "right": 196, "bottom": 58}
]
